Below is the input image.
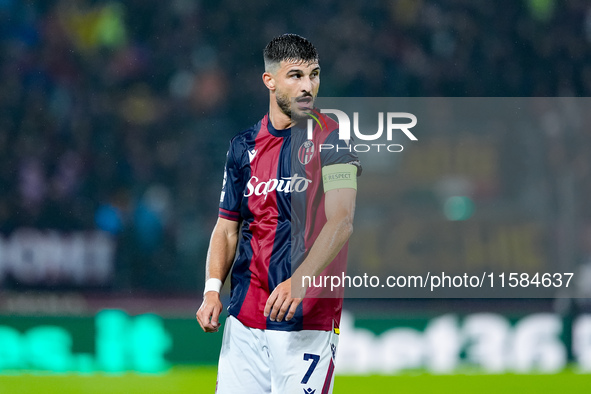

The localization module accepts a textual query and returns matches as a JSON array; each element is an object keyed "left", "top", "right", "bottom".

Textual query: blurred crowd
[{"left": 0, "top": 0, "right": 590, "bottom": 291}]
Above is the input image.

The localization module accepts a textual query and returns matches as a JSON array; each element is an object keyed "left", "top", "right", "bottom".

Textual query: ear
[{"left": 262, "top": 72, "right": 275, "bottom": 91}]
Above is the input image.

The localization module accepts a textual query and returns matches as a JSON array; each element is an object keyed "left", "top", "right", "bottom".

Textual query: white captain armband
[{"left": 322, "top": 164, "right": 358, "bottom": 192}]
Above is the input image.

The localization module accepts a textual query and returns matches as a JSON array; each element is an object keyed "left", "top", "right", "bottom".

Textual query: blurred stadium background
[{"left": 1, "top": 0, "right": 591, "bottom": 392}]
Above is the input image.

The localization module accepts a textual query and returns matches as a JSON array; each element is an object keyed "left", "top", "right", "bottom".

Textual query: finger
[
  {"left": 285, "top": 299, "right": 301, "bottom": 321},
  {"left": 197, "top": 306, "right": 218, "bottom": 333},
  {"left": 264, "top": 291, "right": 278, "bottom": 317},
  {"left": 270, "top": 296, "right": 288, "bottom": 322},
  {"left": 203, "top": 319, "right": 218, "bottom": 333},
  {"left": 275, "top": 299, "right": 291, "bottom": 322},
  {"left": 197, "top": 310, "right": 212, "bottom": 332},
  {"left": 196, "top": 311, "right": 206, "bottom": 331},
  {"left": 211, "top": 305, "right": 222, "bottom": 329},
  {"left": 196, "top": 308, "right": 212, "bottom": 331}
]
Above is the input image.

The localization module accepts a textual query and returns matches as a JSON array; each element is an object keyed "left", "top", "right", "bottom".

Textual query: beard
[{"left": 276, "top": 91, "right": 312, "bottom": 122}]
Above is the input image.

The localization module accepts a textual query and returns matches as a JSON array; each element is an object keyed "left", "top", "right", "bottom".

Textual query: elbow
[
  {"left": 344, "top": 218, "right": 354, "bottom": 239},
  {"left": 328, "top": 208, "right": 355, "bottom": 240}
]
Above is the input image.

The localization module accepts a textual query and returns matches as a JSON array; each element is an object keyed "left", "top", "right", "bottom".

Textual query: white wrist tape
[{"left": 203, "top": 278, "right": 223, "bottom": 295}]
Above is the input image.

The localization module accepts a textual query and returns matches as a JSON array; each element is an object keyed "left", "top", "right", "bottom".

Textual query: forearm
[
  {"left": 293, "top": 215, "right": 353, "bottom": 280},
  {"left": 263, "top": 185, "right": 356, "bottom": 323},
  {"left": 205, "top": 221, "right": 239, "bottom": 284},
  {"left": 197, "top": 218, "right": 238, "bottom": 333},
  {"left": 264, "top": 215, "right": 353, "bottom": 322}
]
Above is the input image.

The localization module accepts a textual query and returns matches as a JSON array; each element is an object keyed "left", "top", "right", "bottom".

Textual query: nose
[{"left": 300, "top": 75, "right": 312, "bottom": 94}]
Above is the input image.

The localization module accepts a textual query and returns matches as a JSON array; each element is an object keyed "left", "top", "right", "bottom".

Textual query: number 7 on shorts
[{"left": 301, "top": 353, "right": 320, "bottom": 384}]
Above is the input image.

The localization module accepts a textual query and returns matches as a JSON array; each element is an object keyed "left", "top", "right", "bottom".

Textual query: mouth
[{"left": 295, "top": 96, "right": 313, "bottom": 110}]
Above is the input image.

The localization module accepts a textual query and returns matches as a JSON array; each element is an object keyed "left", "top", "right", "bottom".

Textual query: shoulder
[
  {"left": 230, "top": 117, "right": 264, "bottom": 147},
  {"left": 226, "top": 117, "right": 264, "bottom": 164}
]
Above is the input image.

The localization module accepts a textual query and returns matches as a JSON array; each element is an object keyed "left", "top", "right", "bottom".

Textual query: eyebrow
[{"left": 286, "top": 66, "right": 321, "bottom": 74}]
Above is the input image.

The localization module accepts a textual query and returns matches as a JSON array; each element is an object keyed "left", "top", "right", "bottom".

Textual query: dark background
[{"left": 0, "top": 0, "right": 589, "bottom": 303}]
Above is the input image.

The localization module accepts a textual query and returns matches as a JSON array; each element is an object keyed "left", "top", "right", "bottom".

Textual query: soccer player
[{"left": 196, "top": 34, "right": 360, "bottom": 394}]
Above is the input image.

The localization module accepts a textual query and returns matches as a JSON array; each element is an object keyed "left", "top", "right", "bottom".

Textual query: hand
[
  {"left": 264, "top": 278, "right": 305, "bottom": 323},
  {"left": 196, "top": 292, "right": 223, "bottom": 333}
]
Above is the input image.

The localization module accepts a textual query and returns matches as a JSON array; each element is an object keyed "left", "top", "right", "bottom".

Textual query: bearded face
[{"left": 269, "top": 59, "right": 320, "bottom": 123}]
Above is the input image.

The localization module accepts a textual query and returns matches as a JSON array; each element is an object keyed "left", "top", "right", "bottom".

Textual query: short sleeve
[{"left": 218, "top": 139, "right": 244, "bottom": 221}]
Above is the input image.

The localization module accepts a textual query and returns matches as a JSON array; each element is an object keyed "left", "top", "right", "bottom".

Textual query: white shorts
[{"left": 216, "top": 315, "right": 339, "bottom": 394}]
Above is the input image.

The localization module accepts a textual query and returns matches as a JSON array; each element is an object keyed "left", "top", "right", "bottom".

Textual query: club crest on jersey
[{"left": 298, "top": 140, "right": 315, "bottom": 165}]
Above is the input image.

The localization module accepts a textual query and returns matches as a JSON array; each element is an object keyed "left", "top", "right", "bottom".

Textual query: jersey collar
[{"left": 266, "top": 114, "right": 292, "bottom": 138}]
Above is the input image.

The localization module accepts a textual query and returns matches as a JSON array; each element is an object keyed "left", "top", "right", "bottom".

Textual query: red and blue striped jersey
[{"left": 218, "top": 113, "right": 360, "bottom": 332}]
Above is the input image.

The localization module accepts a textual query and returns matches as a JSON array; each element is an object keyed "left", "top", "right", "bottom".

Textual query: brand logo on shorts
[
  {"left": 303, "top": 388, "right": 316, "bottom": 394},
  {"left": 298, "top": 140, "right": 315, "bottom": 165}
]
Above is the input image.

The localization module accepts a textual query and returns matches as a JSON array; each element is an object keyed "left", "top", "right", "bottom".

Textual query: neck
[{"left": 268, "top": 95, "right": 294, "bottom": 130}]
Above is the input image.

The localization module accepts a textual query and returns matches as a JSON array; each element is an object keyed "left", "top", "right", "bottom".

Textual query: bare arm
[
  {"left": 196, "top": 217, "right": 240, "bottom": 332},
  {"left": 294, "top": 187, "right": 356, "bottom": 279},
  {"left": 264, "top": 187, "right": 357, "bottom": 322}
]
